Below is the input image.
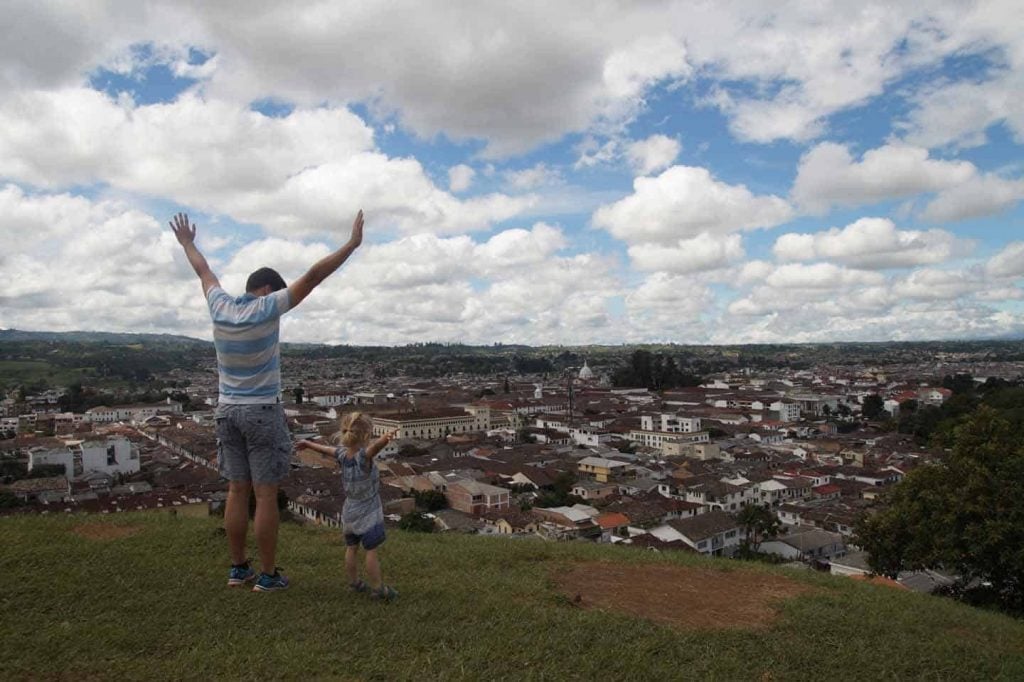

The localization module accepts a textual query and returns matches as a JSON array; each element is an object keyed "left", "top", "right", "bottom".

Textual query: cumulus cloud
[
  {"left": 899, "top": 65, "right": 1024, "bottom": 150},
  {"left": 920, "top": 174, "right": 1024, "bottom": 223},
  {"left": 628, "top": 232, "right": 743, "bottom": 274},
  {"left": 0, "top": 89, "right": 533, "bottom": 237},
  {"left": 505, "top": 163, "right": 562, "bottom": 191},
  {"left": 626, "top": 134, "right": 681, "bottom": 175},
  {"left": 986, "top": 242, "right": 1024, "bottom": 279},
  {"left": 593, "top": 165, "right": 792, "bottom": 244},
  {"left": 792, "top": 143, "right": 976, "bottom": 214},
  {"left": 0, "top": 185, "right": 208, "bottom": 336},
  {"left": 448, "top": 164, "right": 475, "bottom": 193},
  {"left": 5, "top": 2, "right": 1022, "bottom": 154},
  {"left": 772, "top": 218, "right": 972, "bottom": 269}
]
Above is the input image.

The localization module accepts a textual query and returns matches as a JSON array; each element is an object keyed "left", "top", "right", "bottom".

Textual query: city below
[{"left": 3, "top": 333, "right": 1021, "bottom": 593}]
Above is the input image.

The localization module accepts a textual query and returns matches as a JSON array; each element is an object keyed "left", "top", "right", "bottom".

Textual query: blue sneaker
[
  {"left": 252, "top": 569, "right": 289, "bottom": 592},
  {"left": 227, "top": 562, "right": 256, "bottom": 587}
]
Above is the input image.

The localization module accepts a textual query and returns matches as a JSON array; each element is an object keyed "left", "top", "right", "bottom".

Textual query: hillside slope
[{"left": 1, "top": 514, "right": 1022, "bottom": 680}]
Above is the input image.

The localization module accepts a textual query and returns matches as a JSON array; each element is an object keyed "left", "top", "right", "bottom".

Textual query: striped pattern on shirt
[{"left": 207, "top": 286, "right": 291, "bottom": 405}]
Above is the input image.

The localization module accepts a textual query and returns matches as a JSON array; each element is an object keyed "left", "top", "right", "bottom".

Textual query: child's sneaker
[
  {"left": 370, "top": 585, "right": 398, "bottom": 602},
  {"left": 227, "top": 562, "right": 256, "bottom": 587},
  {"left": 350, "top": 579, "right": 371, "bottom": 594},
  {"left": 252, "top": 569, "right": 290, "bottom": 592}
]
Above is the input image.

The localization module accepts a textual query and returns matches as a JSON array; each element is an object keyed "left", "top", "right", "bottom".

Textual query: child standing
[{"left": 298, "top": 412, "right": 398, "bottom": 601}]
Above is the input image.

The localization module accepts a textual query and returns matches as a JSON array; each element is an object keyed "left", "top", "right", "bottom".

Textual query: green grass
[
  {"left": 0, "top": 360, "right": 93, "bottom": 389},
  {"left": 2, "top": 514, "right": 1023, "bottom": 681}
]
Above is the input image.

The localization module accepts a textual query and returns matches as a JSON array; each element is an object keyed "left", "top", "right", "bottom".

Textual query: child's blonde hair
[{"left": 335, "top": 410, "right": 374, "bottom": 447}]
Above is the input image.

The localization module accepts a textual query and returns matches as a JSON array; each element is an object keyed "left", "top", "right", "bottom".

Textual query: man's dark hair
[{"left": 246, "top": 267, "right": 287, "bottom": 293}]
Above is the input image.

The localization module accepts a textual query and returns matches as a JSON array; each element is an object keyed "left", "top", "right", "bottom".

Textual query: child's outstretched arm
[
  {"left": 366, "top": 430, "right": 398, "bottom": 459},
  {"left": 296, "top": 439, "right": 337, "bottom": 456}
]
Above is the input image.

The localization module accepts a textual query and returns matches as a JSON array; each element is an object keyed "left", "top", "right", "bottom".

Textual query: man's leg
[
  {"left": 225, "top": 480, "right": 252, "bottom": 565},
  {"left": 253, "top": 483, "right": 279, "bottom": 575}
]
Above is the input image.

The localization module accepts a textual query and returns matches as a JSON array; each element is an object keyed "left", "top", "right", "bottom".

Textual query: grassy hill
[{"left": 2, "top": 513, "right": 1022, "bottom": 680}]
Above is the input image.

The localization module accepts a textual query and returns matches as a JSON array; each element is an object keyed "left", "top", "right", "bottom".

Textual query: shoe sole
[
  {"left": 227, "top": 574, "right": 256, "bottom": 587},
  {"left": 252, "top": 584, "right": 289, "bottom": 592}
]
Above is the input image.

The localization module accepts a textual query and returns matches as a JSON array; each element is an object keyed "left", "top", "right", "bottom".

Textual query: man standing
[{"left": 171, "top": 210, "right": 364, "bottom": 592}]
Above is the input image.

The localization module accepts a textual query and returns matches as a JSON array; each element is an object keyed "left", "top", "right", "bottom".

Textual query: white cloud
[
  {"left": 772, "top": 218, "right": 971, "bottom": 269},
  {"left": 0, "top": 89, "right": 533, "bottom": 237},
  {"left": 593, "top": 165, "right": 792, "bottom": 244},
  {"left": 5, "top": 2, "right": 1023, "bottom": 154},
  {"left": 628, "top": 232, "right": 743, "bottom": 274},
  {"left": 920, "top": 174, "right": 1024, "bottom": 223},
  {"left": 986, "top": 242, "right": 1024, "bottom": 279},
  {"left": 626, "top": 134, "right": 681, "bottom": 176},
  {"left": 0, "top": 185, "right": 208, "bottom": 336},
  {"left": 505, "top": 163, "right": 562, "bottom": 191},
  {"left": 763, "top": 263, "right": 886, "bottom": 290},
  {"left": 891, "top": 268, "right": 986, "bottom": 301},
  {"left": 448, "top": 164, "right": 475, "bottom": 193},
  {"left": 792, "top": 143, "right": 976, "bottom": 214},
  {"left": 623, "top": 272, "right": 714, "bottom": 342}
]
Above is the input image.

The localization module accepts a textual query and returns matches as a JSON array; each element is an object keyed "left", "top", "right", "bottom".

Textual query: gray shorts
[{"left": 215, "top": 404, "right": 292, "bottom": 484}]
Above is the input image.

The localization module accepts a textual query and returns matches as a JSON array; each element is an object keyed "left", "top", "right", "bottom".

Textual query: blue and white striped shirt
[{"left": 207, "top": 286, "right": 291, "bottom": 405}]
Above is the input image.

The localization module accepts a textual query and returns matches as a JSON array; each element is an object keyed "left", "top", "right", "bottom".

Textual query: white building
[
  {"left": 372, "top": 407, "right": 491, "bottom": 440},
  {"left": 649, "top": 510, "right": 745, "bottom": 556},
  {"left": 769, "top": 400, "right": 801, "bottom": 423},
  {"left": 78, "top": 437, "right": 141, "bottom": 477},
  {"left": 28, "top": 447, "right": 75, "bottom": 478},
  {"left": 640, "top": 413, "right": 702, "bottom": 433},
  {"left": 310, "top": 394, "right": 345, "bottom": 407},
  {"left": 85, "top": 399, "right": 183, "bottom": 424},
  {"left": 628, "top": 429, "right": 710, "bottom": 452}
]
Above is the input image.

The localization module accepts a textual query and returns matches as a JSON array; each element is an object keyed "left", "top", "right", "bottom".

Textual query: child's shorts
[{"left": 344, "top": 522, "right": 386, "bottom": 550}]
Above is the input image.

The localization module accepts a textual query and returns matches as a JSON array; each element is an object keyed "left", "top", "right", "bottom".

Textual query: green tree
[
  {"left": 862, "top": 394, "right": 886, "bottom": 420},
  {"left": 0, "top": 491, "right": 24, "bottom": 509},
  {"left": 737, "top": 504, "right": 781, "bottom": 552},
  {"left": 854, "top": 406, "right": 1024, "bottom": 612},
  {"left": 399, "top": 511, "right": 435, "bottom": 533},
  {"left": 413, "top": 489, "right": 448, "bottom": 512}
]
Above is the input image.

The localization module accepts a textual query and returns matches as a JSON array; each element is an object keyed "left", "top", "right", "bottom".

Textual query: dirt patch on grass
[
  {"left": 553, "top": 561, "right": 814, "bottom": 631},
  {"left": 70, "top": 523, "right": 142, "bottom": 541}
]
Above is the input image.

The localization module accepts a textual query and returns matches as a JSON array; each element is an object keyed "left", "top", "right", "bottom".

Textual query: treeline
[
  {"left": 611, "top": 350, "right": 703, "bottom": 390},
  {"left": 892, "top": 374, "right": 1024, "bottom": 445}
]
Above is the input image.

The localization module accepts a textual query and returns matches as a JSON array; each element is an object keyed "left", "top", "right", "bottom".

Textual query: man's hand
[
  {"left": 288, "top": 209, "right": 365, "bottom": 309},
  {"left": 170, "top": 212, "right": 220, "bottom": 294},
  {"left": 170, "top": 213, "right": 197, "bottom": 247},
  {"left": 348, "top": 210, "right": 364, "bottom": 248}
]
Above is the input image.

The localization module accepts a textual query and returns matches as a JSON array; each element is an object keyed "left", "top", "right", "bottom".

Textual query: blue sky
[{"left": 1, "top": 1, "right": 1022, "bottom": 345}]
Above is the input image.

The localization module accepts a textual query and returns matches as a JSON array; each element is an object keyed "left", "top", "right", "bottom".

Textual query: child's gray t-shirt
[{"left": 336, "top": 447, "right": 385, "bottom": 535}]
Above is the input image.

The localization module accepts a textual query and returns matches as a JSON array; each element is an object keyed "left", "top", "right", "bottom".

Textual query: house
[
  {"left": 649, "top": 510, "right": 744, "bottom": 556},
  {"left": 444, "top": 479, "right": 510, "bottom": 515},
  {"left": 758, "top": 527, "right": 846, "bottom": 561},
  {"left": 4, "top": 475, "right": 69, "bottom": 502},
  {"left": 480, "top": 509, "right": 537, "bottom": 535},
  {"left": 577, "top": 455, "right": 631, "bottom": 482},
  {"left": 571, "top": 480, "right": 618, "bottom": 501},
  {"left": 530, "top": 504, "right": 601, "bottom": 539}
]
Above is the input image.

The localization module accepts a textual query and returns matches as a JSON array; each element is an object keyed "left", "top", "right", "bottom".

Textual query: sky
[{"left": 1, "top": 1, "right": 1023, "bottom": 346}]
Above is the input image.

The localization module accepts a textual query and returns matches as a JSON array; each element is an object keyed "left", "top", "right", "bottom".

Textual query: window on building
[{"left": 107, "top": 445, "right": 117, "bottom": 465}]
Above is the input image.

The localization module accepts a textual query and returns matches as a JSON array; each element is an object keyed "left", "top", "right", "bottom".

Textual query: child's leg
[
  {"left": 345, "top": 544, "right": 360, "bottom": 584},
  {"left": 365, "top": 548, "right": 382, "bottom": 590}
]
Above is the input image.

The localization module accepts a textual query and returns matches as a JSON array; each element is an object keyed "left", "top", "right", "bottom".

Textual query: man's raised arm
[
  {"left": 288, "top": 210, "right": 364, "bottom": 309},
  {"left": 170, "top": 213, "right": 220, "bottom": 296}
]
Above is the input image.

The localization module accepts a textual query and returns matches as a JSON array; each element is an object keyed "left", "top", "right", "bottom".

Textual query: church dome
[{"left": 578, "top": 361, "right": 594, "bottom": 380}]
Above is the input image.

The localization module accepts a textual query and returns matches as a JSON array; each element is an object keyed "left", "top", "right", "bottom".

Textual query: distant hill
[
  {"left": 0, "top": 329, "right": 209, "bottom": 346},
  {"left": 1, "top": 513, "right": 1022, "bottom": 679}
]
